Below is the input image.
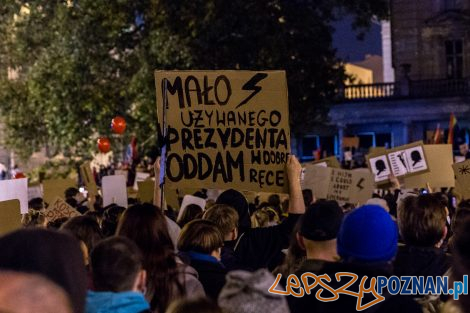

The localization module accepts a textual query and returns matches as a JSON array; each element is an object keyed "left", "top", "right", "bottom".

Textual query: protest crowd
[{"left": 1, "top": 72, "right": 470, "bottom": 313}]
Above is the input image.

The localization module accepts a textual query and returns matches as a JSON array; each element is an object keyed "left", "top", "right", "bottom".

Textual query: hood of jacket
[{"left": 86, "top": 291, "right": 150, "bottom": 313}]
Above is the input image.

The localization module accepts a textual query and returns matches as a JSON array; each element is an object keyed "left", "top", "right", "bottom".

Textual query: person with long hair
[{"left": 116, "top": 203, "right": 204, "bottom": 312}]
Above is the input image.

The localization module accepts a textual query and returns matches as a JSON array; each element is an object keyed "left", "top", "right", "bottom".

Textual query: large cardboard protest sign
[
  {"left": 302, "top": 164, "right": 374, "bottom": 204},
  {"left": 0, "top": 178, "right": 28, "bottom": 214},
  {"left": 44, "top": 197, "right": 81, "bottom": 222},
  {"left": 102, "top": 175, "right": 128, "bottom": 208},
  {"left": 155, "top": 71, "right": 290, "bottom": 193},
  {"left": 137, "top": 180, "right": 154, "bottom": 203},
  {"left": 367, "top": 142, "right": 429, "bottom": 184},
  {"left": 43, "top": 178, "right": 76, "bottom": 206},
  {"left": 404, "top": 144, "right": 454, "bottom": 189},
  {"left": 453, "top": 159, "right": 470, "bottom": 198},
  {"left": 0, "top": 200, "right": 22, "bottom": 235},
  {"left": 80, "top": 162, "right": 98, "bottom": 195},
  {"left": 133, "top": 172, "right": 150, "bottom": 191}
]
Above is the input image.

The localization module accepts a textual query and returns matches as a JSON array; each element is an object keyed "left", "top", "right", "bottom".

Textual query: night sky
[{"left": 332, "top": 15, "right": 382, "bottom": 62}]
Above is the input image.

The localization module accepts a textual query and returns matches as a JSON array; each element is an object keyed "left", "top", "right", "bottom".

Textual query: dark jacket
[
  {"left": 180, "top": 252, "right": 227, "bottom": 301},
  {"left": 393, "top": 245, "right": 451, "bottom": 277},
  {"left": 288, "top": 260, "right": 422, "bottom": 313},
  {"left": 235, "top": 213, "right": 301, "bottom": 271},
  {"left": 221, "top": 240, "right": 247, "bottom": 271}
]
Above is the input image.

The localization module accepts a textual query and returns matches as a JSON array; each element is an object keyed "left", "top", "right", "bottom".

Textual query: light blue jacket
[{"left": 86, "top": 291, "right": 150, "bottom": 313}]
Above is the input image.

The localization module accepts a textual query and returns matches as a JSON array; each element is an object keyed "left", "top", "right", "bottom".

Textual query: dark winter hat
[
  {"left": 337, "top": 205, "right": 398, "bottom": 263},
  {"left": 300, "top": 200, "right": 344, "bottom": 241},
  {"left": 216, "top": 189, "right": 251, "bottom": 230}
]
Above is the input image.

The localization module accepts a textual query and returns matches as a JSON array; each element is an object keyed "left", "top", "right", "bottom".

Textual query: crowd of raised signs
[{"left": 1, "top": 152, "right": 470, "bottom": 313}]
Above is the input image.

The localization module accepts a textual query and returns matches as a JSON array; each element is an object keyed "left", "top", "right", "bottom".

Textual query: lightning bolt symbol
[{"left": 236, "top": 73, "right": 268, "bottom": 109}]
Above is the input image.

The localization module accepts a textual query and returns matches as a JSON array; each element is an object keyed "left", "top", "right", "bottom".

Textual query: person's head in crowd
[
  {"left": 166, "top": 297, "right": 222, "bottom": 313},
  {"left": 0, "top": 228, "right": 87, "bottom": 313},
  {"left": 65, "top": 187, "right": 86, "bottom": 207},
  {"left": 450, "top": 217, "right": 470, "bottom": 313},
  {"left": 302, "top": 189, "right": 314, "bottom": 208},
  {"left": 251, "top": 207, "right": 279, "bottom": 228},
  {"left": 22, "top": 209, "right": 47, "bottom": 228},
  {"left": 203, "top": 204, "right": 239, "bottom": 241},
  {"left": 268, "top": 194, "right": 281, "bottom": 214},
  {"left": 366, "top": 197, "right": 390, "bottom": 213},
  {"left": 273, "top": 218, "right": 306, "bottom": 277},
  {"left": 101, "top": 205, "right": 126, "bottom": 237},
  {"left": 398, "top": 194, "right": 447, "bottom": 248},
  {"left": 177, "top": 204, "right": 204, "bottom": 228},
  {"left": 84, "top": 210, "right": 102, "bottom": 225},
  {"left": 87, "top": 237, "right": 149, "bottom": 313},
  {"left": 90, "top": 236, "right": 146, "bottom": 292},
  {"left": 338, "top": 205, "right": 398, "bottom": 265},
  {"left": 93, "top": 195, "right": 104, "bottom": 212},
  {"left": 218, "top": 269, "right": 290, "bottom": 313},
  {"left": 116, "top": 203, "right": 180, "bottom": 312},
  {"left": 28, "top": 197, "right": 45, "bottom": 211},
  {"left": 178, "top": 220, "right": 224, "bottom": 260},
  {"left": 460, "top": 143, "right": 469, "bottom": 157},
  {"left": 61, "top": 215, "right": 103, "bottom": 260},
  {"left": 47, "top": 216, "right": 70, "bottom": 229},
  {"left": 0, "top": 271, "right": 73, "bottom": 313},
  {"left": 216, "top": 189, "right": 251, "bottom": 231},
  {"left": 448, "top": 203, "right": 470, "bottom": 250},
  {"left": 298, "top": 200, "right": 343, "bottom": 262}
]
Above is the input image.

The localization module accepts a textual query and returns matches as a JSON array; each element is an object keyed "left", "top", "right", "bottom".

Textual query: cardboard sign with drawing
[
  {"left": 302, "top": 164, "right": 374, "bottom": 205},
  {"left": 155, "top": 70, "right": 291, "bottom": 193}
]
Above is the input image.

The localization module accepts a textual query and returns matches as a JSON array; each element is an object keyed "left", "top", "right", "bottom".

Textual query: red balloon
[
  {"left": 14, "top": 172, "right": 26, "bottom": 179},
  {"left": 97, "top": 137, "right": 111, "bottom": 153},
  {"left": 111, "top": 116, "right": 126, "bottom": 134}
]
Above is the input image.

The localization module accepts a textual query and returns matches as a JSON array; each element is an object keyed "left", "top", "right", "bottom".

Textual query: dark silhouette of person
[
  {"left": 375, "top": 159, "right": 387, "bottom": 175},
  {"left": 410, "top": 150, "right": 422, "bottom": 166}
]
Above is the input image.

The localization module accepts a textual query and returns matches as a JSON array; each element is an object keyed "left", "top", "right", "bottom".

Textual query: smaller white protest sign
[
  {"left": 177, "top": 195, "right": 207, "bottom": 221},
  {"left": 368, "top": 155, "right": 391, "bottom": 183},
  {"left": 102, "top": 175, "right": 128, "bottom": 208},
  {"left": 0, "top": 178, "right": 28, "bottom": 214}
]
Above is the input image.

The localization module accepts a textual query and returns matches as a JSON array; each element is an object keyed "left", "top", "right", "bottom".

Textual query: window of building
[{"left": 445, "top": 40, "right": 463, "bottom": 79}]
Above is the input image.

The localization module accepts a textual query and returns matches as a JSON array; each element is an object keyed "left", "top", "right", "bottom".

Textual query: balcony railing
[{"left": 340, "top": 78, "right": 470, "bottom": 101}]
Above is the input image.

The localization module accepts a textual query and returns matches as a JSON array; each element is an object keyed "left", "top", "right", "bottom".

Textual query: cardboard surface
[
  {"left": 44, "top": 197, "right": 81, "bottom": 222},
  {"left": 404, "top": 144, "right": 454, "bottom": 189},
  {"left": 454, "top": 159, "right": 470, "bottom": 198},
  {"left": 155, "top": 70, "right": 291, "bottom": 193},
  {"left": 0, "top": 178, "right": 29, "bottom": 214},
  {"left": 302, "top": 164, "right": 374, "bottom": 204},
  {"left": 133, "top": 172, "right": 150, "bottom": 191},
  {"left": 102, "top": 175, "right": 128, "bottom": 208},
  {"left": 43, "top": 178, "right": 76, "bottom": 206},
  {"left": 311, "top": 156, "right": 341, "bottom": 168},
  {"left": 80, "top": 162, "right": 98, "bottom": 195},
  {"left": 366, "top": 141, "right": 429, "bottom": 184},
  {"left": 0, "top": 200, "right": 22, "bottom": 235},
  {"left": 137, "top": 180, "right": 154, "bottom": 204}
]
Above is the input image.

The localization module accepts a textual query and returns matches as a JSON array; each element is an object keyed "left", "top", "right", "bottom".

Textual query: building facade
[{"left": 308, "top": 0, "right": 470, "bottom": 161}]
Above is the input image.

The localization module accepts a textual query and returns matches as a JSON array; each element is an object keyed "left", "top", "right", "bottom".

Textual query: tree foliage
[{"left": 0, "top": 0, "right": 387, "bottom": 159}]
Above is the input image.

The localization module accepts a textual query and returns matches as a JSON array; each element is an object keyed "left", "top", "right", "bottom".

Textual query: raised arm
[{"left": 287, "top": 155, "right": 305, "bottom": 214}]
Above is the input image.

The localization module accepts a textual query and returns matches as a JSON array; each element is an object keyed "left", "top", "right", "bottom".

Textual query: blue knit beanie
[{"left": 337, "top": 205, "right": 398, "bottom": 263}]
